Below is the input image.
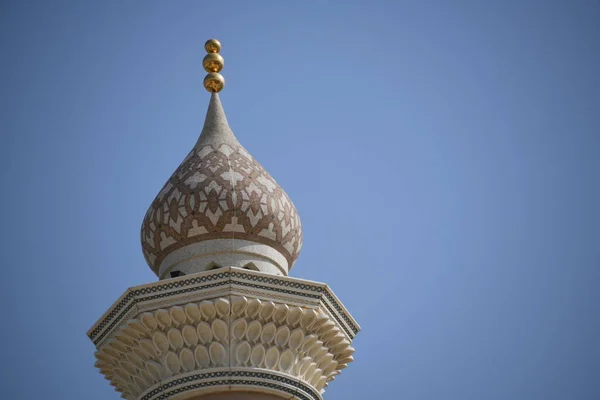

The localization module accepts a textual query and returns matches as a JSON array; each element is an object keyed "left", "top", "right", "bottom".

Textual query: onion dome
[{"left": 141, "top": 40, "right": 302, "bottom": 279}]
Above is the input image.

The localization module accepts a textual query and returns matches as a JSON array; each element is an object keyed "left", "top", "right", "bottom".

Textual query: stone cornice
[
  {"left": 91, "top": 281, "right": 359, "bottom": 400},
  {"left": 88, "top": 268, "right": 359, "bottom": 348}
]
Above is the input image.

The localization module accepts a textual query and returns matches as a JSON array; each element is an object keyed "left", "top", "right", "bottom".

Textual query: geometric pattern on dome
[{"left": 141, "top": 142, "right": 302, "bottom": 275}]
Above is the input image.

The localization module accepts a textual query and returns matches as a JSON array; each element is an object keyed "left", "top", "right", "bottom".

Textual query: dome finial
[{"left": 203, "top": 39, "right": 225, "bottom": 93}]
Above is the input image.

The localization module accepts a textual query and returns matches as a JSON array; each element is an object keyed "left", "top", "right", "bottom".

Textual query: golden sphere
[
  {"left": 203, "top": 72, "right": 225, "bottom": 92},
  {"left": 204, "top": 38, "right": 221, "bottom": 53},
  {"left": 203, "top": 53, "right": 224, "bottom": 73}
]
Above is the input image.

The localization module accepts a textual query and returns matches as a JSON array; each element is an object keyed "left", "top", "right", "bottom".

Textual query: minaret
[{"left": 88, "top": 39, "right": 359, "bottom": 400}]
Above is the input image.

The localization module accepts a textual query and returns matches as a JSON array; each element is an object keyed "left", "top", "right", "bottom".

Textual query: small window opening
[
  {"left": 205, "top": 262, "right": 222, "bottom": 271},
  {"left": 243, "top": 263, "right": 259, "bottom": 271}
]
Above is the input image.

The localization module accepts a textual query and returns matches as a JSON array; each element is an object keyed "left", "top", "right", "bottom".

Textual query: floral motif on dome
[{"left": 141, "top": 141, "right": 302, "bottom": 275}]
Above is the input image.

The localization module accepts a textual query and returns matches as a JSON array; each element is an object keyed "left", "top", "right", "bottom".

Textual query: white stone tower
[{"left": 88, "top": 39, "right": 359, "bottom": 400}]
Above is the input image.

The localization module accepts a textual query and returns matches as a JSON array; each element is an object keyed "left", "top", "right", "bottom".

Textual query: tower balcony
[{"left": 88, "top": 267, "right": 359, "bottom": 400}]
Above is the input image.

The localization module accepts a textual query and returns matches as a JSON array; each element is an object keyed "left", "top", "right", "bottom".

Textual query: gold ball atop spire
[
  {"left": 203, "top": 53, "right": 224, "bottom": 73},
  {"left": 203, "top": 39, "right": 224, "bottom": 93},
  {"left": 204, "top": 72, "right": 225, "bottom": 93},
  {"left": 204, "top": 39, "right": 221, "bottom": 53}
]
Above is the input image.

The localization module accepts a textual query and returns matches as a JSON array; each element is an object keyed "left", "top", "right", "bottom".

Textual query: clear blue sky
[{"left": 1, "top": 1, "right": 599, "bottom": 399}]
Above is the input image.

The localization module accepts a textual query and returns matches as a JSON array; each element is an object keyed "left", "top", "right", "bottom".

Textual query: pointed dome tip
[{"left": 195, "top": 92, "right": 235, "bottom": 148}]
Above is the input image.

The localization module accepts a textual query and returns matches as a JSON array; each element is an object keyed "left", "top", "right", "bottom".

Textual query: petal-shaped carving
[
  {"left": 265, "top": 346, "right": 280, "bottom": 370},
  {"left": 325, "top": 332, "right": 345, "bottom": 347},
  {"left": 211, "top": 318, "right": 228, "bottom": 342},
  {"left": 142, "top": 371, "right": 161, "bottom": 390},
  {"left": 322, "top": 359, "right": 338, "bottom": 376},
  {"left": 209, "top": 342, "right": 227, "bottom": 366},
  {"left": 261, "top": 322, "right": 276, "bottom": 345},
  {"left": 182, "top": 324, "right": 199, "bottom": 347},
  {"left": 310, "top": 368, "right": 323, "bottom": 386},
  {"left": 94, "top": 284, "right": 358, "bottom": 394},
  {"left": 125, "top": 387, "right": 138, "bottom": 399},
  {"left": 167, "top": 328, "right": 184, "bottom": 350},
  {"left": 297, "top": 356, "right": 312, "bottom": 376},
  {"left": 152, "top": 331, "right": 169, "bottom": 355},
  {"left": 246, "top": 320, "right": 262, "bottom": 343},
  {"left": 133, "top": 346, "right": 152, "bottom": 362},
  {"left": 321, "top": 326, "right": 341, "bottom": 342},
  {"left": 215, "top": 298, "right": 230, "bottom": 317},
  {"left": 115, "top": 386, "right": 128, "bottom": 397},
  {"left": 235, "top": 341, "right": 251, "bottom": 366},
  {"left": 194, "top": 345, "right": 210, "bottom": 368},
  {"left": 231, "top": 296, "right": 247, "bottom": 317},
  {"left": 101, "top": 368, "right": 114, "bottom": 380},
  {"left": 312, "top": 314, "right": 330, "bottom": 331},
  {"left": 155, "top": 309, "right": 172, "bottom": 329},
  {"left": 111, "top": 340, "right": 128, "bottom": 353},
  {"left": 179, "top": 348, "right": 195, "bottom": 371},
  {"left": 313, "top": 346, "right": 328, "bottom": 362},
  {"left": 184, "top": 303, "right": 201, "bottom": 323},
  {"left": 304, "top": 362, "right": 317, "bottom": 381},
  {"left": 301, "top": 334, "right": 318, "bottom": 353},
  {"left": 199, "top": 300, "right": 216, "bottom": 320},
  {"left": 95, "top": 351, "right": 115, "bottom": 365},
  {"left": 300, "top": 309, "right": 318, "bottom": 329},
  {"left": 316, "top": 320, "right": 335, "bottom": 336},
  {"left": 123, "top": 320, "right": 146, "bottom": 339},
  {"left": 308, "top": 341, "right": 324, "bottom": 358},
  {"left": 245, "top": 298, "right": 261, "bottom": 318},
  {"left": 112, "top": 377, "right": 126, "bottom": 389},
  {"left": 275, "top": 325, "right": 291, "bottom": 348},
  {"left": 317, "top": 353, "right": 334, "bottom": 370},
  {"left": 139, "top": 368, "right": 155, "bottom": 386},
  {"left": 140, "top": 313, "right": 158, "bottom": 331},
  {"left": 231, "top": 318, "right": 248, "bottom": 340},
  {"left": 279, "top": 349, "right": 295, "bottom": 372},
  {"left": 113, "top": 367, "right": 128, "bottom": 381},
  {"left": 123, "top": 324, "right": 144, "bottom": 339},
  {"left": 196, "top": 322, "right": 213, "bottom": 344},
  {"left": 126, "top": 352, "right": 144, "bottom": 369},
  {"left": 331, "top": 339, "right": 350, "bottom": 355},
  {"left": 170, "top": 306, "right": 187, "bottom": 326},
  {"left": 132, "top": 377, "right": 146, "bottom": 395},
  {"left": 115, "top": 332, "right": 135, "bottom": 347},
  {"left": 289, "top": 328, "right": 305, "bottom": 350},
  {"left": 119, "top": 360, "right": 137, "bottom": 375},
  {"left": 103, "top": 344, "right": 120, "bottom": 359},
  {"left": 337, "top": 355, "right": 354, "bottom": 364},
  {"left": 273, "top": 303, "right": 289, "bottom": 323},
  {"left": 287, "top": 307, "right": 303, "bottom": 327},
  {"left": 164, "top": 351, "right": 181, "bottom": 374},
  {"left": 259, "top": 301, "right": 275, "bottom": 321},
  {"left": 315, "top": 376, "right": 327, "bottom": 391},
  {"left": 139, "top": 339, "right": 157, "bottom": 358},
  {"left": 94, "top": 359, "right": 110, "bottom": 370},
  {"left": 337, "top": 346, "right": 355, "bottom": 359},
  {"left": 250, "top": 344, "right": 265, "bottom": 367}
]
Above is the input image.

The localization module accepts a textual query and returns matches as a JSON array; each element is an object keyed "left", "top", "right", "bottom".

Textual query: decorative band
[{"left": 140, "top": 369, "right": 321, "bottom": 400}]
